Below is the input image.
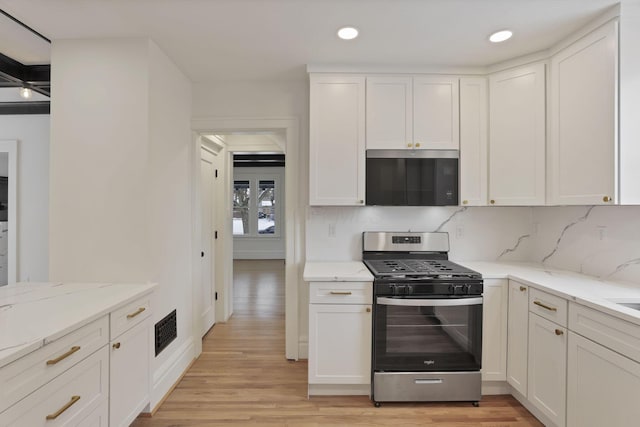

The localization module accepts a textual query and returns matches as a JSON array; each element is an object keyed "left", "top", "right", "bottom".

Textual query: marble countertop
[
  {"left": 0, "top": 282, "right": 157, "bottom": 368},
  {"left": 457, "top": 261, "right": 640, "bottom": 327},
  {"left": 303, "top": 261, "right": 374, "bottom": 282}
]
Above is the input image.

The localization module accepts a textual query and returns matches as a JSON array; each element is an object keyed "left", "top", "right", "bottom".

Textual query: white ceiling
[{"left": 0, "top": 0, "right": 621, "bottom": 82}]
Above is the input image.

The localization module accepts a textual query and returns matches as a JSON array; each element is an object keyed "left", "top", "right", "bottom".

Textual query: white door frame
[
  {"left": 0, "top": 140, "right": 17, "bottom": 284},
  {"left": 191, "top": 117, "right": 301, "bottom": 360}
]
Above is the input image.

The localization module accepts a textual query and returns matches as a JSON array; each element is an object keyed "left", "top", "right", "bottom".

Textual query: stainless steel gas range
[{"left": 362, "top": 231, "right": 483, "bottom": 407}]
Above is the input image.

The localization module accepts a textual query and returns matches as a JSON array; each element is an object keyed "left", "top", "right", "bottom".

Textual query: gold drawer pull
[
  {"left": 603, "top": 196, "right": 611, "bottom": 202},
  {"left": 519, "top": 286, "right": 527, "bottom": 292},
  {"left": 46, "top": 346, "right": 81, "bottom": 365},
  {"left": 127, "top": 307, "right": 146, "bottom": 319},
  {"left": 366, "top": 307, "right": 371, "bottom": 313},
  {"left": 46, "top": 395, "right": 80, "bottom": 420},
  {"left": 555, "top": 329, "right": 564, "bottom": 336},
  {"left": 113, "top": 342, "right": 121, "bottom": 349},
  {"left": 330, "top": 291, "right": 352, "bottom": 295},
  {"left": 534, "top": 300, "right": 557, "bottom": 312}
]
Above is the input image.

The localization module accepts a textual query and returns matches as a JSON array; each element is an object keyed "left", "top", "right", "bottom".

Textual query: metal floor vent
[{"left": 155, "top": 309, "right": 177, "bottom": 356}]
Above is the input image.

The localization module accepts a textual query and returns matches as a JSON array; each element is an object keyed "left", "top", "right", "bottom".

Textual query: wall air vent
[{"left": 154, "top": 309, "right": 177, "bottom": 356}]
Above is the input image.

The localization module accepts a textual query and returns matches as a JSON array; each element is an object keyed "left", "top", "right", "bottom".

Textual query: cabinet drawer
[
  {"left": 110, "top": 294, "right": 151, "bottom": 340},
  {"left": 569, "top": 302, "right": 640, "bottom": 363},
  {"left": 0, "top": 316, "right": 109, "bottom": 412},
  {"left": 309, "top": 282, "right": 372, "bottom": 304},
  {"left": 529, "top": 288, "right": 568, "bottom": 327},
  {"left": 0, "top": 345, "right": 109, "bottom": 427}
]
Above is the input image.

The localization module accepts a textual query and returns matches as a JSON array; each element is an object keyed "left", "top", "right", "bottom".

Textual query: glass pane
[
  {"left": 257, "top": 180, "right": 275, "bottom": 234},
  {"left": 233, "top": 180, "right": 250, "bottom": 235}
]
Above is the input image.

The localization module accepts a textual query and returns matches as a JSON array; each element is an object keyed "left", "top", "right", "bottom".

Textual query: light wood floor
[{"left": 133, "top": 260, "right": 543, "bottom": 426}]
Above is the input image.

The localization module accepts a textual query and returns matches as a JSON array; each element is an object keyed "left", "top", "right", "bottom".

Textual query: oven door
[{"left": 373, "top": 296, "right": 482, "bottom": 372}]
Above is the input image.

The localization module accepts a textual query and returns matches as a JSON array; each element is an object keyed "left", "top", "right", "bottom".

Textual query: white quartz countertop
[
  {"left": 0, "top": 282, "right": 157, "bottom": 368},
  {"left": 457, "top": 261, "right": 640, "bottom": 327},
  {"left": 303, "top": 261, "right": 374, "bottom": 282}
]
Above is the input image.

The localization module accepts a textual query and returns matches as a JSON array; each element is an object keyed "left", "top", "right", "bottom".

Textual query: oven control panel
[
  {"left": 376, "top": 281, "right": 483, "bottom": 296},
  {"left": 392, "top": 236, "right": 421, "bottom": 244}
]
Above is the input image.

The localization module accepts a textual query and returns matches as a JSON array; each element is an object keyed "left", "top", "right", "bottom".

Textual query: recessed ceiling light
[
  {"left": 489, "top": 30, "right": 513, "bottom": 43},
  {"left": 337, "top": 27, "right": 359, "bottom": 40}
]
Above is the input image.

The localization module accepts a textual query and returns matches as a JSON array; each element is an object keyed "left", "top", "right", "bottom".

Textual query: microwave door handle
[{"left": 376, "top": 297, "right": 483, "bottom": 307}]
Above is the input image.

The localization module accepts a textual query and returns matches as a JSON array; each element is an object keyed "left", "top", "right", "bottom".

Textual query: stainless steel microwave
[{"left": 365, "top": 149, "right": 459, "bottom": 206}]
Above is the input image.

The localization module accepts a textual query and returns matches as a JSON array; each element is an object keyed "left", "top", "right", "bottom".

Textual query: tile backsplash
[{"left": 306, "top": 205, "right": 640, "bottom": 285}]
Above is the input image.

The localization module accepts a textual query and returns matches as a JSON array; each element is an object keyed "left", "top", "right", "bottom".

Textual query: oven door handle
[{"left": 376, "top": 297, "right": 483, "bottom": 307}]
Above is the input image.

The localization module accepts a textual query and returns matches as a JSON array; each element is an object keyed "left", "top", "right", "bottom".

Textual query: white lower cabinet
[
  {"left": 506, "top": 280, "right": 529, "bottom": 395},
  {"left": 0, "top": 346, "right": 109, "bottom": 427},
  {"left": 308, "top": 303, "right": 372, "bottom": 385},
  {"left": 567, "top": 331, "right": 640, "bottom": 427},
  {"left": 527, "top": 313, "right": 567, "bottom": 427},
  {"left": 308, "top": 281, "right": 372, "bottom": 394},
  {"left": 481, "top": 279, "right": 507, "bottom": 381},
  {"left": 109, "top": 318, "right": 151, "bottom": 427}
]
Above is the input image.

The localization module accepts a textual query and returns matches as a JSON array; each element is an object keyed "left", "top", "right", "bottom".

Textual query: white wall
[
  {"left": 147, "top": 41, "right": 194, "bottom": 408},
  {"left": 0, "top": 115, "right": 49, "bottom": 281},
  {"left": 50, "top": 38, "right": 150, "bottom": 282},
  {"left": 50, "top": 38, "right": 194, "bottom": 410},
  {"left": 233, "top": 166, "right": 285, "bottom": 259}
]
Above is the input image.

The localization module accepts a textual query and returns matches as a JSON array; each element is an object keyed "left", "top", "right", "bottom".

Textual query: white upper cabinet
[
  {"left": 365, "top": 76, "right": 412, "bottom": 149},
  {"left": 366, "top": 76, "right": 459, "bottom": 150},
  {"left": 309, "top": 74, "right": 366, "bottom": 206},
  {"left": 489, "top": 63, "right": 546, "bottom": 206},
  {"left": 413, "top": 76, "right": 460, "bottom": 150},
  {"left": 459, "top": 77, "right": 488, "bottom": 206},
  {"left": 548, "top": 20, "right": 618, "bottom": 205}
]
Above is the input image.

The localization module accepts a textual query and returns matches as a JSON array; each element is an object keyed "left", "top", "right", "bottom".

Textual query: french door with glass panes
[{"left": 233, "top": 174, "right": 280, "bottom": 237}]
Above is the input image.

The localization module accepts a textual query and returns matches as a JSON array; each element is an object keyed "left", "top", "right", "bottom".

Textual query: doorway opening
[{"left": 192, "top": 117, "right": 301, "bottom": 361}]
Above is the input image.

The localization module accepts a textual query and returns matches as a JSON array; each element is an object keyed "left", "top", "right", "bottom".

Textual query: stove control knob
[
  {"left": 406, "top": 285, "right": 414, "bottom": 295},
  {"left": 463, "top": 284, "right": 472, "bottom": 294}
]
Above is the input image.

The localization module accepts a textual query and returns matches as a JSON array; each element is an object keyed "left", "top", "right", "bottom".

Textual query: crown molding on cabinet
[{"left": 306, "top": 64, "right": 486, "bottom": 76}]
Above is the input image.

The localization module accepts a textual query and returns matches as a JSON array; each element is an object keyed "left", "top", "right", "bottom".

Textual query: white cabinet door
[
  {"left": 549, "top": 21, "right": 618, "bottom": 205},
  {"left": 308, "top": 304, "right": 372, "bottom": 385},
  {"left": 507, "top": 280, "right": 529, "bottom": 396},
  {"left": 459, "top": 77, "right": 488, "bottom": 206},
  {"left": 109, "top": 319, "right": 151, "bottom": 427},
  {"left": 366, "top": 76, "right": 412, "bottom": 150},
  {"left": 528, "top": 313, "right": 567, "bottom": 427},
  {"left": 413, "top": 76, "right": 460, "bottom": 150},
  {"left": 489, "top": 63, "right": 546, "bottom": 205},
  {"left": 482, "top": 279, "right": 507, "bottom": 381},
  {"left": 309, "top": 74, "right": 366, "bottom": 205},
  {"left": 567, "top": 331, "right": 640, "bottom": 427}
]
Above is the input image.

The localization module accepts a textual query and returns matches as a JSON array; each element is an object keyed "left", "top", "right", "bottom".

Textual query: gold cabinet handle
[
  {"left": 555, "top": 329, "right": 564, "bottom": 336},
  {"left": 415, "top": 143, "right": 421, "bottom": 148},
  {"left": 603, "top": 196, "right": 611, "bottom": 202},
  {"left": 330, "top": 291, "right": 352, "bottom": 295},
  {"left": 407, "top": 143, "right": 413, "bottom": 148},
  {"left": 46, "top": 395, "right": 80, "bottom": 420},
  {"left": 126, "top": 307, "right": 146, "bottom": 319},
  {"left": 46, "top": 346, "right": 81, "bottom": 365},
  {"left": 534, "top": 300, "right": 557, "bottom": 312},
  {"left": 490, "top": 199, "right": 496, "bottom": 205},
  {"left": 519, "top": 286, "right": 527, "bottom": 292},
  {"left": 366, "top": 307, "right": 371, "bottom": 313},
  {"left": 113, "top": 342, "right": 121, "bottom": 349},
  {"left": 359, "top": 200, "right": 364, "bottom": 204},
  {"left": 462, "top": 200, "right": 468, "bottom": 205}
]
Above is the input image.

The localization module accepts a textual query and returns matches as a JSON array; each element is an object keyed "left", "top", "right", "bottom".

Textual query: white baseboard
[
  {"left": 150, "top": 337, "right": 195, "bottom": 409},
  {"left": 308, "top": 384, "right": 370, "bottom": 396},
  {"left": 298, "top": 341, "right": 308, "bottom": 360},
  {"left": 481, "top": 381, "right": 510, "bottom": 395}
]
